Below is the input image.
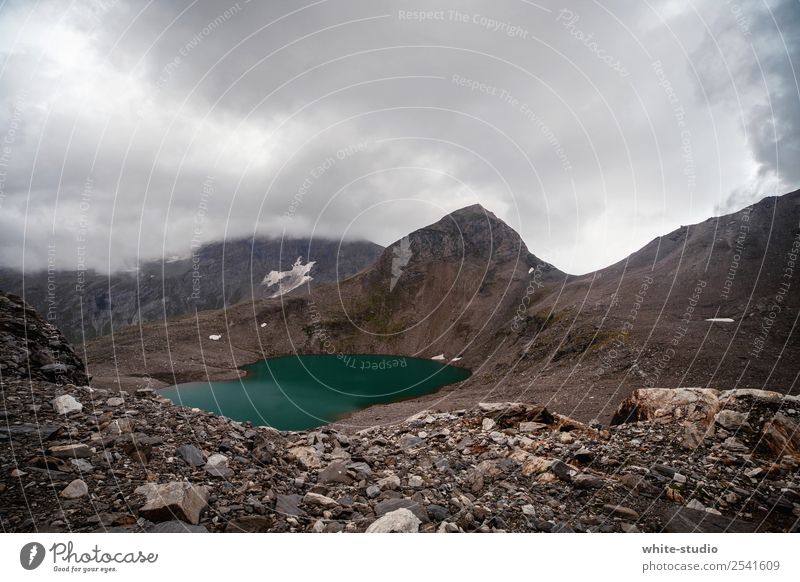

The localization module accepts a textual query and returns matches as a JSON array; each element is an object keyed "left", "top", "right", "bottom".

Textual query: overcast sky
[{"left": 0, "top": 0, "right": 797, "bottom": 275}]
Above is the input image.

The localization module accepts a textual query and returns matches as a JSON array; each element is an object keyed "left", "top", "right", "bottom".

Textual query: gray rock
[
  {"left": 426, "top": 504, "right": 450, "bottom": 521},
  {"left": 69, "top": 458, "right": 94, "bottom": 472},
  {"left": 176, "top": 444, "right": 205, "bottom": 467},
  {"left": 204, "top": 453, "right": 233, "bottom": 478},
  {"left": 366, "top": 485, "right": 381, "bottom": 499},
  {"left": 377, "top": 474, "right": 401, "bottom": 490},
  {"left": 52, "top": 395, "right": 82, "bottom": 415},
  {"left": 106, "top": 397, "right": 125, "bottom": 407},
  {"left": 60, "top": 479, "right": 88, "bottom": 499},
  {"left": 374, "top": 498, "right": 429, "bottom": 523},
  {"left": 135, "top": 482, "right": 209, "bottom": 525},
  {"left": 366, "top": 508, "right": 421, "bottom": 533}
]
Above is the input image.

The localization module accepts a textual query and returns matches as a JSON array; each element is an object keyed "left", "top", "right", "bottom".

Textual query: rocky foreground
[{"left": 1, "top": 376, "right": 798, "bottom": 533}]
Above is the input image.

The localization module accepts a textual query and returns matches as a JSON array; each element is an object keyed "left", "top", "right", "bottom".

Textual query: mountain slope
[{"left": 0, "top": 238, "right": 382, "bottom": 342}]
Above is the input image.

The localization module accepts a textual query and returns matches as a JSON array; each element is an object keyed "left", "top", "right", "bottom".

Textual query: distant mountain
[
  {"left": 0, "top": 238, "right": 382, "bottom": 342},
  {"left": 83, "top": 191, "right": 800, "bottom": 423}
]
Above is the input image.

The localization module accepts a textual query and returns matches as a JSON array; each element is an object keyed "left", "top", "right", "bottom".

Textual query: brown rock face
[
  {"left": 611, "top": 388, "right": 721, "bottom": 427},
  {"left": 135, "top": 482, "right": 209, "bottom": 525},
  {"left": 760, "top": 413, "right": 800, "bottom": 459}
]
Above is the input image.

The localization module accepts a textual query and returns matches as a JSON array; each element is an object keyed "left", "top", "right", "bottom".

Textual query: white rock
[
  {"left": 408, "top": 475, "right": 424, "bottom": 488},
  {"left": 366, "top": 508, "right": 421, "bottom": 533},
  {"left": 60, "top": 479, "right": 88, "bottom": 499},
  {"left": 52, "top": 395, "right": 82, "bottom": 415},
  {"left": 106, "top": 397, "right": 125, "bottom": 407},
  {"left": 481, "top": 418, "right": 496, "bottom": 431}
]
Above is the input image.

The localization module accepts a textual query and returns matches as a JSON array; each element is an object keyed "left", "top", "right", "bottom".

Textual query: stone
[
  {"left": 366, "top": 485, "right": 381, "bottom": 499},
  {"left": 612, "top": 388, "right": 720, "bottom": 428},
  {"left": 482, "top": 418, "right": 496, "bottom": 431},
  {"left": 148, "top": 520, "right": 208, "bottom": 533},
  {"left": 573, "top": 473, "right": 605, "bottom": 489},
  {"left": 521, "top": 456, "right": 552, "bottom": 476},
  {"left": 302, "top": 492, "right": 338, "bottom": 508},
  {"left": 760, "top": 413, "right": 800, "bottom": 459},
  {"left": 204, "top": 453, "right": 233, "bottom": 478},
  {"left": 105, "top": 418, "right": 133, "bottom": 436},
  {"left": 106, "top": 397, "right": 125, "bottom": 407},
  {"left": 408, "top": 475, "right": 424, "bottom": 488},
  {"left": 715, "top": 409, "right": 748, "bottom": 431},
  {"left": 377, "top": 474, "right": 401, "bottom": 490},
  {"left": 49, "top": 443, "right": 92, "bottom": 459},
  {"left": 374, "top": 498, "right": 429, "bottom": 523},
  {"left": 175, "top": 444, "right": 205, "bottom": 467},
  {"left": 275, "top": 494, "right": 306, "bottom": 516},
  {"left": 603, "top": 504, "right": 640, "bottom": 520},
  {"left": 426, "top": 504, "right": 450, "bottom": 521},
  {"left": 289, "top": 446, "right": 323, "bottom": 469},
  {"left": 70, "top": 458, "right": 94, "bottom": 472},
  {"left": 318, "top": 461, "right": 352, "bottom": 484},
  {"left": 573, "top": 447, "right": 593, "bottom": 463},
  {"left": 52, "top": 395, "right": 82, "bottom": 415},
  {"left": 60, "top": 479, "right": 88, "bottom": 499},
  {"left": 366, "top": 508, "right": 421, "bottom": 533},
  {"left": 550, "top": 460, "right": 575, "bottom": 482},
  {"left": 135, "top": 482, "right": 209, "bottom": 525}
]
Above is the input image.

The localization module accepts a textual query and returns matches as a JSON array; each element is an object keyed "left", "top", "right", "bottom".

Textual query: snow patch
[
  {"left": 260, "top": 323, "right": 267, "bottom": 328},
  {"left": 209, "top": 334, "right": 222, "bottom": 341},
  {"left": 262, "top": 256, "right": 316, "bottom": 298},
  {"left": 706, "top": 318, "right": 735, "bottom": 323},
  {"left": 431, "top": 354, "right": 445, "bottom": 361},
  {"left": 528, "top": 267, "right": 534, "bottom": 274},
  {"left": 450, "top": 356, "right": 462, "bottom": 362}
]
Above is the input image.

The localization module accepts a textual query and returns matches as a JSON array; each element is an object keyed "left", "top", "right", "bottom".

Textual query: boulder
[
  {"left": 60, "top": 479, "right": 88, "bottom": 499},
  {"left": 204, "top": 453, "right": 233, "bottom": 478},
  {"left": 715, "top": 410, "right": 749, "bottom": 431},
  {"left": 289, "top": 446, "right": 322, "bottom": 469},
  {"left": 318, "top": 461, "right": 352, "bottom": 484},
  {"left": 366, "top": 508, "right": 421, "bottom": 533},
  {"left": 175, "top": 444, "right": 205, "bottom": 467},
  {"left": 302, "top": 492, "right": 338, "bottom": 508},
  {"left": 52, "top": 395, "right": 82, "bottom": 415},
  {"left": 760, "top": 413, "right": 800, "bottom": 459},
  {"left": 135, "top": 482, "right": 209, "bottom": 525},
  {"left": 611, "top": 388, "right": 720, "bottom": 429}
]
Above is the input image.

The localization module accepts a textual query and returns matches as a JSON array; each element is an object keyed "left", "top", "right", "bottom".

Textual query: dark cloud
[{"left": 0, "top": 0, "right": 797, "bottom": 274}]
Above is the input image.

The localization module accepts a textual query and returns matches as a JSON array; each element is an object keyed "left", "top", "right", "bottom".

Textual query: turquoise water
[{"left": 161, "top": 354, "right": 471, "bottom": 431}]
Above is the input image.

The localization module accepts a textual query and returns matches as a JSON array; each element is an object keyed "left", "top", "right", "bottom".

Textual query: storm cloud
[{"left": 0, "top": 0, "right": 797, "bottom": 274}]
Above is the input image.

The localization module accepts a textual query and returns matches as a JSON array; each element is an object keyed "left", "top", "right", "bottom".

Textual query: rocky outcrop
[
  {"left": 1, "top": 378, "right": 797, "bottom": 533},
  {"left": 0, "top": 291, "right": 89, "bottom": 384}
]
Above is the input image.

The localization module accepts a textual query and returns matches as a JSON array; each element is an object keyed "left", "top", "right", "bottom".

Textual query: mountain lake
[{"left": 161, "top": 354, "right": 471, "bottom": 430}]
